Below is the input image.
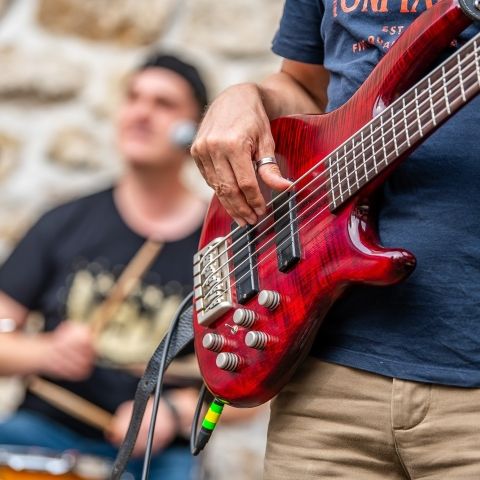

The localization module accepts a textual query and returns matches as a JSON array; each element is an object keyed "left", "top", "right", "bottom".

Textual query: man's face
[{"left": 116, "top": 68, "right": 199, "bottom": 168}]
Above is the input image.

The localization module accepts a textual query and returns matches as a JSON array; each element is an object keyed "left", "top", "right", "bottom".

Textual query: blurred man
[{"left": 0, "top": 52, "right": 208, "bottom": 479}]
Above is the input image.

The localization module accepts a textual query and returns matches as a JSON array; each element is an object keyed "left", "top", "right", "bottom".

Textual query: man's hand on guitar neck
[{"left": 191, "top": 60, "right": 329, "bottom": 226}]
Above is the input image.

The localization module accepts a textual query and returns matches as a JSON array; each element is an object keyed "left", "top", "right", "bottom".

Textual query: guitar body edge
[{"left": 193, "top": 0, "right": 472, "bottom": 407}]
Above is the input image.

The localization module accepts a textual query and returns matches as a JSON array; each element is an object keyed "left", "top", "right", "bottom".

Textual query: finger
[
  {"left": 211, "top": 152, "right": 258, "bottom": 225},
  {"left": 258, "top": 162, "right": 292, "bottom": 192},
  {"left": 192, "top": 155, "right": 207, "bottom": 182},
  {"left": 255, "top": 127, "right": 292, "bottom": 192},
  {"left": 229, "top": 149, "right": 266, "bottom": 217},
  {"left": 197, "top": 152, "right": 247, "bottom": 226}
]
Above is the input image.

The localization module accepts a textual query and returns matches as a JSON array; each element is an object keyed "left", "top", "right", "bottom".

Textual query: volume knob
[
  {"left": 258, "top": 290, "right": 280, "bottom": 310},
  {"left": 216, "top": 352, "right": 240, "bottom": 371},
  {"left": 233, "top": 308, "right": 257, "bottom": 328},
  {"left": 245, "top": 331, "right": 269, "bottom": 350},
  {"left": 202, "top": 333, "right": 225, "bottom": 352}
]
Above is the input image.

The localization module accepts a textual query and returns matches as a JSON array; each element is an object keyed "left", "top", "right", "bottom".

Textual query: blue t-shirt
[{"left": 272, "top": 0, "right": 480, "bottom": 387}]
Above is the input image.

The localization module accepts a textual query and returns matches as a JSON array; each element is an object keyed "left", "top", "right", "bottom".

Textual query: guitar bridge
[{"left": 193, "top": 237, "right": 233, "bottom": 326}]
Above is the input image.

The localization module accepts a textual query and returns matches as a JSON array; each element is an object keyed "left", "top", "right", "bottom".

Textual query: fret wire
[
  {"left": 325, "top": 40, "right": 477, "bottom": 187},
  {"left": 347, "top": 75, "right": 479, "bottom": 217},
  {"left": 352, "top": 138, "right": 361, "bottom": 190},
  {"left": 475, "top": 40, "right": 480, "bottom": 86},
  {"left": 360, "top": 130, "right": 369, "bottom": 182},
  {"left": 332, "top": 47, "right": 477, "bottom": 200},
  {"left": 336, "top": 149, "right": 344, "bottom": 204},
  {"left": 441, "top": 65, "right": 452, "bottom": 115},
  {"left": 226, "top": 76, "right": 480, "bottom": 298},
  {"left": 427, "top": 77, "right": 437, "bottom": 127},
  {"left": 458, "top": 53, "right": 467, "bottom": 102},
  {"left": 390, "top": 108, "right": 399, "bottom": 156},
  {"left": 401, "top": 97, "right": 411, "bottom": 147},
  {"left": 414, "top": 88, "right": 423, "bottom": 137},
  {"left": 208, "top": 41, "right": 480, "bottom": 291},
  {"left": 349, "top": 63, "right": 477, "bottom": 196},
  {"left": 328, "top": 154, "right": 338, "bottom": 208},
  {"left": 218, "top": 72, "right": 480, "bottom": 296},
  {"left": 332, "top": 48, "right": 478, "bottom": 200},
  {"left": 382, "top": 80, "right": 476, "bottom": 172},
  {"left": 370, "top": 123, "right": 378, "bottom": 175},
  {"left": 346, "top": 74, "right": 477, "bottom": 209},
  {"left": 343, "top": 144, "right": 352, "bottom": 195},
  {"left": 379, "top": 114, "right": 388, "bottom": 163}
]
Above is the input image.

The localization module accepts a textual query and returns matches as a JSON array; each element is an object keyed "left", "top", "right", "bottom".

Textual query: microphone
[{"left": 170, "top": 120, "right": 197, "bottom": 148}]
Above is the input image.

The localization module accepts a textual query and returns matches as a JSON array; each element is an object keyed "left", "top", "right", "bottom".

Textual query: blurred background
[{"left": 0, "top": 0, "right": 285, "bottom": 478}]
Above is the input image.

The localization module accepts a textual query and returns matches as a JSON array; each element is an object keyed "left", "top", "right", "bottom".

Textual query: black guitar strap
[{"left": 110, "top": 304, "right": 195, "bottom": 480}]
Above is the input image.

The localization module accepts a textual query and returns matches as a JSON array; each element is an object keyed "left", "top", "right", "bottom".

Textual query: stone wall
[
  {"left": 0, "top": 0, "right": 284, "bottom": 477},
  {"left": 0, "top": 0, "right": 283, "bottom": 258}
]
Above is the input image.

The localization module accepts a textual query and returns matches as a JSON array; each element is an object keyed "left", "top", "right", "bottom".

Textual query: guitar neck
[{"left": 329, "top": 32, "right": 480, "bottom": 210}]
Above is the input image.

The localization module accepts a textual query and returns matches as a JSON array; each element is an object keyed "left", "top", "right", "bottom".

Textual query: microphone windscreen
[{"left": 170, "top": 120, "right": 197, "bottom": 148}]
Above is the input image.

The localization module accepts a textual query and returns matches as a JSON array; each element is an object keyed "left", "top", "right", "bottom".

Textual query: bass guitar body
[{"left": 193, "top": 0, "right": 480, "bottom": 407}]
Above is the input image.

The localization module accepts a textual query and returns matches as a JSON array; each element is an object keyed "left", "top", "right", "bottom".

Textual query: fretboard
[{"left": 329, "top": 32, "right": 480, "bottom": 210}]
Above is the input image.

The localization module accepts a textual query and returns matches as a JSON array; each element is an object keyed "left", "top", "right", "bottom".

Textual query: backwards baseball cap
[{"left": 137, "top": 52, "right": 208, "bottom": 113}]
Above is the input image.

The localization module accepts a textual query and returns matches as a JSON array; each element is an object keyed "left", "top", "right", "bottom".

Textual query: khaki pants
[{"left": 264, "top": 358, "right": 480, "bottom": 479}]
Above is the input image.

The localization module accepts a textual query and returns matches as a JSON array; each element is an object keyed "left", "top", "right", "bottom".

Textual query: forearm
[
  {"left": 259, "top": 60, "right": 329, "bottom": 119},
  {"left": 165, "top": 387, "right": 199, "bottom": 437},
  {"left": 0, "top": 332, "right": 46, "bottom": 376},
  {"left": 259, "top": 72, "right": 323, "bottom": 119}
]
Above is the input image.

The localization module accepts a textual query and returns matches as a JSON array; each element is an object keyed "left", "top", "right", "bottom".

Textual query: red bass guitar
[{"left": 193, "top": 0, "right": 480, "bottom": 407}]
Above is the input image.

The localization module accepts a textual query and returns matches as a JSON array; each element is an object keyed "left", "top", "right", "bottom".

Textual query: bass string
[
  {"left": 201, "top": 44, "right": 479, "bottom": 292},
  {"left": 210, "top": 71, "right": 480, "bottom": 301},
  {"left": 201, "top": 35, "right": 480, "bottom": 277},
  {"left": 203, "top": 51, "right": 479, "bottom": 298}
]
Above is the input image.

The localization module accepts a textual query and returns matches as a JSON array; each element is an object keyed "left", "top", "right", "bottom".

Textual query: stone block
[
  {"left": 0, "top": 47, "right": 84, "bottom": 102},
  {"left": 182, "top": 0, "right": 284, "bottom": 56},
  {"left": 0, "top": 131, "right": 20, "bottom": 182},
  {"left": 37, "top": 0, "right": 177, "bottom": 46},
  {"left": 47, "top": 127, "right": 102, "bottom": 170}
]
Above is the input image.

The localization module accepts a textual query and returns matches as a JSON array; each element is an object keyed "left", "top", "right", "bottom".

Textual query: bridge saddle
[{"left": 193, "top": 237, "right": 233, "bottom": 326}]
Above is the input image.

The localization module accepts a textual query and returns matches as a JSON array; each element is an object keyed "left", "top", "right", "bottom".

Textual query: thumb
[
  {"left": 255, "top": 130, "right": 292, "bottom": 192},
  {"left": 258, "top": 162, "right": 292, "bottom": 192}
]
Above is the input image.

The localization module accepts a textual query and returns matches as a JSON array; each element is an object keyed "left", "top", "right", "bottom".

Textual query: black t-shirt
[{"left": 0, "top": 188, "right": 202, "bottom": 439}]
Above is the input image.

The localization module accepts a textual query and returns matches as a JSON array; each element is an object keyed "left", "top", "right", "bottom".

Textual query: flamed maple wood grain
[{"left": 193, "top": 0, "right": 473, "bottom": 407}]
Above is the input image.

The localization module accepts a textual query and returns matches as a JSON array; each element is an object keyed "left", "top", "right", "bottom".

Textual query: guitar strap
[
  {"left": 111, "top": 302, "right": 195, "bottom": 480},
  {"left": 90, "top": 239, "right": 164, "bottom": 337}
]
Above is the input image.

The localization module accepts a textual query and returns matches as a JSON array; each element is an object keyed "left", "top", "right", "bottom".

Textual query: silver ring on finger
[{"left": 254, "top": 156, "right": 277, "bottom": 172}]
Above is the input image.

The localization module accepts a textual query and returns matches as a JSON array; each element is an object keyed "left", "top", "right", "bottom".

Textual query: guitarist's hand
[{"left": 191, "top": 82, "right": 292, "bottom": 226}]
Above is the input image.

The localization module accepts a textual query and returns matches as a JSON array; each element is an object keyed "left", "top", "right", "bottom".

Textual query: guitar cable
[
  {"left": 139, "top": 288, "right": 226, "bottom": 478},
  {"left": 140, "top": 291, "right": 193, "bottom": 480},
  {"left": 190, "top": 385, "right": 225, "bottom": 456}
]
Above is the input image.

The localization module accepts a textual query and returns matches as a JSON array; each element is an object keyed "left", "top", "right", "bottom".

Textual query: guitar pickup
[
  {"left": 273, "top": 190, "right": 301, "bottom": 272},
  {"left": 231, "top": 224, "right": 259, "bottom": 304}
]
